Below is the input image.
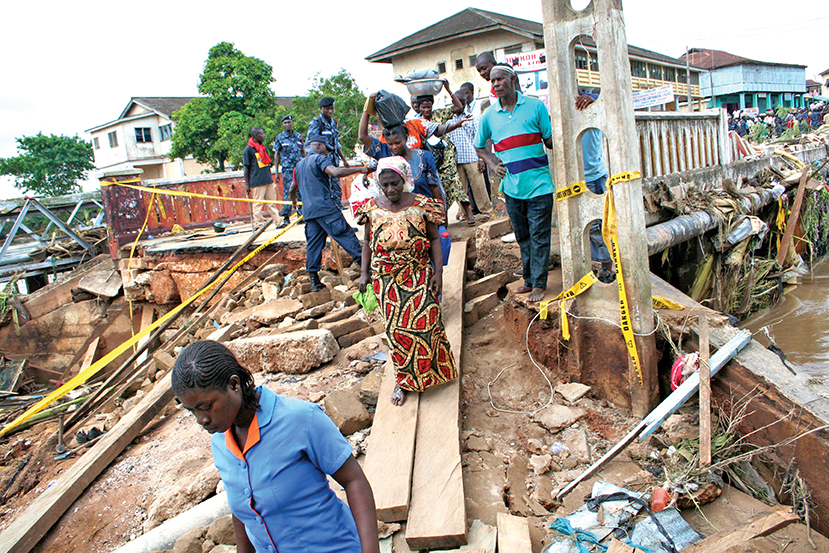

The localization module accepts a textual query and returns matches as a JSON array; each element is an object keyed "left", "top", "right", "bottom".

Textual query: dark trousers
[
  {"left": 279, "top": 168, "right": 301, "bottom": 218},
  {"left": 505, "top": 192, "right": 553, "bottom": 289},
  {"left": 586, "top": 175, "right": 611, "bottom": 263},
  {"left": 304, "top": 211, "right": 362, "bottom": 273}
]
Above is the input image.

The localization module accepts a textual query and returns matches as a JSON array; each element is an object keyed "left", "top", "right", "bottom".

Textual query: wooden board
[
  {"left": 679, "top": 505, "right": 799, "bottom": 552},
  {"left": 78, "top": 337, "right": 100, "bottom": 377},
  {"left": 775, "top": 166, "right": 809, "bottom": 266},
  {"left": 406, "top": 240, "right": 467, "bottom": 550},
  {"left": 362, "top": 356, "right": 419, "bottom": 521},
  {"left": 497, "top": 513, "right": 532, "bottom": 553},
  {"left": 0, "top": 373, "right": 175, "bottom": 553},
  {"left": 135, "top": 305, "right": 155, "bottom": 366}
]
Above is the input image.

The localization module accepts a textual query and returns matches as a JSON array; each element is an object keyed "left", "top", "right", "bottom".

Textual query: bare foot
[
  {"left": 515, "top": 285, "right": 532, "bottom": 294},
  {"left": 527, "top": 287, "right": 545, "bottom": 302},
  {"left": 391, "top": 386, "right": 406, "bottom": 406}
]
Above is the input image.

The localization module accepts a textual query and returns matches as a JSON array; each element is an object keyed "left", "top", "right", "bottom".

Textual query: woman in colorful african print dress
[{"left": 356, "top": 157, "right": 457, "bottom": 406}]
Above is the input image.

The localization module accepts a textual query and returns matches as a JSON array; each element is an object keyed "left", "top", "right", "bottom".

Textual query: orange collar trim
[{"left": 224, "top": 412, "right": 261, "bottom": 460}]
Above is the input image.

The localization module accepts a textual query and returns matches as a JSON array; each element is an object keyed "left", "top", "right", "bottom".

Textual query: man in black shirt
[
  {"left": 290, "top": 134, "right": 371, "bottom": 291},
  {"left": 243, "top": 127, "right": 279, "bottom": 228}
]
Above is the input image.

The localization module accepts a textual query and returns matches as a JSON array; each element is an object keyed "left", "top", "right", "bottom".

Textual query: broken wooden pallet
[{"left": 405, "top": 240, "right": 467, "bottom": 550}]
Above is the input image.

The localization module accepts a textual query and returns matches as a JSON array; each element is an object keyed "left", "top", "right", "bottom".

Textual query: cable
[{"left": 486, "top": 300, "right": 663, "bottom": 416}]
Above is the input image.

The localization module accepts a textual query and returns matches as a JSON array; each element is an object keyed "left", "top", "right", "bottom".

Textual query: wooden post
[
  {"left": 698, "top": 314, "right": 711, "bottom": 466},
  {"left": 775, "top": 166, "right": 810, "bottom": 267},
  {"left": 330, "top": 237, "right": 345, "bottom": 276},
  {"left": 541, "top": 0, "right": 658, "bottom": 416}
]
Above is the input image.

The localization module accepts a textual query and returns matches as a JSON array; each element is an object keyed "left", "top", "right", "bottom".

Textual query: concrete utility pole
[{"left": 541, "top": 0, "right": 658, "bottom": 416}]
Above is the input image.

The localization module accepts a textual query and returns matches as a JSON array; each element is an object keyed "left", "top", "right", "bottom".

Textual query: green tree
[
  {"left": 169, "top": 41, "right": 281, "bottom": 171},
  {"left": 290, "top": 70, "right": 366, "bottom": 156},
  {"left": 0, "top": 133, "right": 94, "bottom": 197}
]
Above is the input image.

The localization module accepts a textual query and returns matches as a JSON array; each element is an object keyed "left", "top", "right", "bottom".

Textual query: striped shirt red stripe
[{"left": 494, "top": 132, "right": 543, "bottom": 152}]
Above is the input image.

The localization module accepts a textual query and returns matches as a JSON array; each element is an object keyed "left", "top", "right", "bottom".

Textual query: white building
[{"left": 86, "top": 97, "right": 208, "bottom": 180}]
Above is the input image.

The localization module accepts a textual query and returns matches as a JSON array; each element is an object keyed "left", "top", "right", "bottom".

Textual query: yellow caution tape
[
  {"left": 652, "top": 295, "right": 684, "bottom": 310},
  {"left": 555, "top": 181, "right": 586, "bottom": 202},
  {"left": 102, "top": 178, "right": 300, "bottom": 206},
  {"left": 776, "top": 198, "right": 787, "bottom": 252},
  {"left": 0, "top": 216, "right": 303, "bottom": 437},
  {"left": 603, "top": 171, "right": 645, "bottom": 386},
  {"left": 540, "top": 272, "right": 598, "bottom": 340}
]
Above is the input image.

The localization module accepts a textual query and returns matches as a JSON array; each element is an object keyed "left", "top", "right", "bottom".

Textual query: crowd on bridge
[{"left": 729, "top": 101, "right": 829, "bottom": 138}]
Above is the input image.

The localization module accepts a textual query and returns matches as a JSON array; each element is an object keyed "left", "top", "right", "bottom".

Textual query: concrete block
[
  {"left": 476, "top": 217, "right": 512, "bottom": 240},
  {"left": 227, "top": 329, "right": 339, "bottom": 374},
  {"left": 338, "top": 326, "right": 376, "bottom": 348},
  {"left": 324, "top": 389, "right": 372, "bottom": 435},
  {"left": 463, "top": 292, "right": 500, "bottom": 327},
  {"left": 295, "top": 300, "right": 337, "bottom": 321},
  {"left": 261, "top": 282, "right": 281, "bottom": 302},
  {"left": 268, "top": 318, "right": 318, "bottom": 335},
  {"left": 555, "top": 382, "right": 591, "bottom": 403},
  {"left": 249, "top": 298, "right": 304, "bottom": 325},
  {"left": 317, "top": 304, "right": 361, "bottom": 324},
  {"left": 464, "top": 271, "right": 512, "bottom": 302},
  {"left": 359, "top": 369, "right": 383, "bottom": 406},
  {"left": 321, "top": 317, "right": 368, "bottom": 339},
  {"left": 300, "top": 289, "right": 331, "bottom": 309},
  {"left": 532, "top": 404, "right": 587, "bottom": 433},
  {"left": 207, "top": 515, "right": 235, "bottom": 546}
]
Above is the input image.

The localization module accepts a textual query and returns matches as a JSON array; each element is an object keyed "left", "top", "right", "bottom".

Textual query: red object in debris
[{"left": 652, "top": 487, "right": 672, "bottom": 512}]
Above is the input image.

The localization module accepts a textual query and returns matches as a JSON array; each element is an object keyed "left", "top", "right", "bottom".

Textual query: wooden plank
[
  {"left": 698, "top": 314, "right": 711, "bottom": 466},
  {"left": 363, "top": 357, "right": 419, "bottom": 521},
  {"left": 607, "top": 539, "right": 635, "bottom": 553},
  {"left": 0, "top": 373, "right": 175, "bottom": 553},
  {"left": 135, "top": 305, "right": 155, "bottom": 366},
  {"left": 679, "top": 505, "right": 798, "bottom": 552},
  {"left": 406, "top": 240, "right": 467, "bottom": 550},
  {"left": 497, "top": 512, "right": 532, "bottom": 553},
  {"left": 775, "top": 166, "right": 810, "bottom": 266},
  {"left": 75, "top": 337, "right": 100, "bottom": 379}
]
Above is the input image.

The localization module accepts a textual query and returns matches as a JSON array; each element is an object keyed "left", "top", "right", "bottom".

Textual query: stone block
[
  {"left": 261, "top": 282, "right": 281, "bottom": 302},
  {"left": 338, "top": 325, "right": 377, "bottom": 348},
  {"left": 226, "top": 329, "right": 339, "bottom": 374},
  {"left": 331, "top": 285, "right": 358, "bottom": 304},
  {"left": 555, "top": 382, "right": 591, "bottom": 403},
  {"left": 532, "top": 404, "right": 587, "bottom": 433},
  {"left": 463, "top": 292, "right": 500, "bottom": 327},
  {"left": 359, "top": 369, "right": 382, "bottom": 406},
  {"left": 268, "top": 318, "right": 318, "bottom": 335},
  {"left": 172, "top": 526, "right": 207, "bottom": 553},
  {"left": 529, "top": 453, "right": 552, "bottom": 475},
  {"left": 300, "top": 289, "right": 331, "bottom": 309},
  {"left": 324, "top": 389, "right": 371, "bottom": 435},
  {"left": 476, "top": 216, "right": 512, "bottom": 240},
  {"left": 321, "top": 317, "right": 368, "bottom": 338},
  {"left": 258, "top": 264, "right": 285, "bottom": 281},
  {"left": 467, "top": 435, "right": 492, "bottom": 452},
  {"left": 250, "top": 298, "right": 304, "bottom": 325},
  {"left": 78, "top": 270, "right": 123, "bottom": 298},
  {"left": 296, "top": 300, "right": 337, "bottom": 321},
  {"left": 464, "top": 271, "right": 511, "bottom": 302},
  {"left": 148, "top": 269, "right": 180, "bottom": 304},
  {"left": 317, "top": 304, "right": 361, "bottom": 324},
  {"left": 206, "top": 514, "right": 235, "bottom": 546}
]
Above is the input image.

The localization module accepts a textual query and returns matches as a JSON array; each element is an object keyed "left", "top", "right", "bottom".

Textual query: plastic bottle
[
  {"left": 652, "top": 487, "right": 672, "bottom": 512},
  {"left": 438, "top": 225, "right": 451, "bottom": 266}
]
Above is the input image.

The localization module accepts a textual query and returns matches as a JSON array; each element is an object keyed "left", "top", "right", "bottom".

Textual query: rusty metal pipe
[{"left": 646, "top": 189, "right": 777, "bottom": 256}]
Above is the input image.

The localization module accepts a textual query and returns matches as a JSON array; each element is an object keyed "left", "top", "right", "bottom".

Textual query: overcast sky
[{"left": 1, "top": 0, "right": 826, "bottom": 199}]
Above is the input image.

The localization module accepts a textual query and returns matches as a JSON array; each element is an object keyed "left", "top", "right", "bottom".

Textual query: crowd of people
[{"left": 729, "top": 102, "right": 829, "bottom": 139}]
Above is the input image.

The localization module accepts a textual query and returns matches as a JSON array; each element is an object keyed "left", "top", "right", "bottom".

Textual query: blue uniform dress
[
  {"left": 365, "top": 137, "right": 443, "bottom": 201},
  {"left": 273, "top": 130, "right": 304, "bottom": 218},
  {"left": 294, "top": 153, "right": 362, "bottom": 272},
  {"left": 475, "top": 92, "right": 554, "bottom": 290},
  {"left": 211, "top": 387, "right": 361, "bottom": 553},
  {"left": 308, "top": 114, "right": 343, "bottom": 202}
]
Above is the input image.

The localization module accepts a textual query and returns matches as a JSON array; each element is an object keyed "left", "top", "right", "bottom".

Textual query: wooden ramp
[{"left": 406, "top": 240, "right": 468, "bottom": 550}]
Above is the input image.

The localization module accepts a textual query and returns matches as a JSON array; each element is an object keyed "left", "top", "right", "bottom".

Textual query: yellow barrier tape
[
  {"left": 776, "top": 198, "right": 787, "bottom": 252},
  {"left": 0, "top": 217, "right": 302, "bottom": 437},
  {"left": 539, "top": 272, "right": 598, "bottom": 319},
  {"left": 555, "top": 181, "right": 586, "bottom": 202},
  {"left": 103, "top": 178, "right": 300, "bottom": 206},
  {"left": 603, "top": 171, "right": 645, "bottom": 386},
  {"left": 652, "top": 295, "right": 684, "bottom": 310}
]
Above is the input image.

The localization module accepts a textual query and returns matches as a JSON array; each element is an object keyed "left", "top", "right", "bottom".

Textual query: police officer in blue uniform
[
  {"left": 273, "top": 115, "right": 305, "bottom": 227},
  {"left": 290, "top": 134, "right": 371, "bottom": 291},
  {"left": 307, "top": 97, "right": 351, "bottom": 207}
]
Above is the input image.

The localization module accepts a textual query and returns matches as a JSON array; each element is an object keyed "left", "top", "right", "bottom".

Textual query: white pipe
[{"left": 112, "top": 493, "right": 231, "bottom": 553}]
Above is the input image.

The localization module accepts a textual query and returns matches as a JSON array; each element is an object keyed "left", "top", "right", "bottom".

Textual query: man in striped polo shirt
[{"left": 475, "top": 63, "right": 554, "bottom": 303}]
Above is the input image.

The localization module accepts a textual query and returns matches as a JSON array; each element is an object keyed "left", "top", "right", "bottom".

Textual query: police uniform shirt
[
  {"left": 294, "top": 153, "right": 340, "bottom": 219},
  {"left": 273, "top": 131, "right": 304, "bottom": 170}
]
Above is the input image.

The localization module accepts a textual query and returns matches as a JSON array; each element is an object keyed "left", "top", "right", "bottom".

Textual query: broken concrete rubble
[
  {"left": 226, "top": 329, "right": 339, "bottom": 374},
  {"left": 532, "top": 404, "right": 588, "bottom": 433},
  {"left": 323, "top": 389, "right": 372, "bottom": 435}
]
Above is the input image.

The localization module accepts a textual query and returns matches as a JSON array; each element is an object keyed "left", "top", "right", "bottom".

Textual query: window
[
  {"left": 108, "top": 131, "right": 118, "bottom": 148},
  {"left": 135, "top": 127, "right": 152, "bottom": 143},
  {"left": 535, "top": 41, "right": 545, "bottom": 50},
  {"left": 93, "top": 137, "right": 100, "bottom": 150},
  {"left": 664, "top": 67, "right": 676, "bottom": 82},
  {"left": 437, "top": 61, "right": 446, "bottom": 73},
  {"left": 677, "top": 70, "right": 688, "bottom": 84},
  {"left": 455, "top": 58, "right": 463, "bottom": 70},
  {"left": 575, "top": 49, "right": 589, "bottom": 70},
  {"left": 630, "top": 60, "right": 646, "bottom": 78},
  {"left": 504, "top": 43, "right": 523, "bottom": 55},
  {"left": 648, "top": 64, "right": 663, "bottom": 80},
  {"left": 589, "top": 52, "right": 599, "bottom": 71},
  {"left": 689, "top": 72, "right": 700, "bottom": 86},
  {"left": 159, "top": 123, "right": 173, "bottom": 141},
  {"left": 469, "top": 54, "right": 477, "bottom": 67}
]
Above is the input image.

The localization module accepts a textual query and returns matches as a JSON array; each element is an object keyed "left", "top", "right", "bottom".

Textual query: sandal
[{"left": 467, "top": 217, "right": 476, "bottom": 226}]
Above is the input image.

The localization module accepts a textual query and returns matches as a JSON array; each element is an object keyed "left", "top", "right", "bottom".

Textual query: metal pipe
[{"left": 645, "top": 189, "right": 776, "bottom": 256}]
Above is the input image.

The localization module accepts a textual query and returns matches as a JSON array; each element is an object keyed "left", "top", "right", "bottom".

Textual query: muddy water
[{"left": 741, "top": 260, "right": 829, "bottom": 376}]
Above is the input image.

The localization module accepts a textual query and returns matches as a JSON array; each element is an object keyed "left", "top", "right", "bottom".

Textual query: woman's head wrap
[{"left": 370, "top": 156, "right": 415, "bottom": 195}]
